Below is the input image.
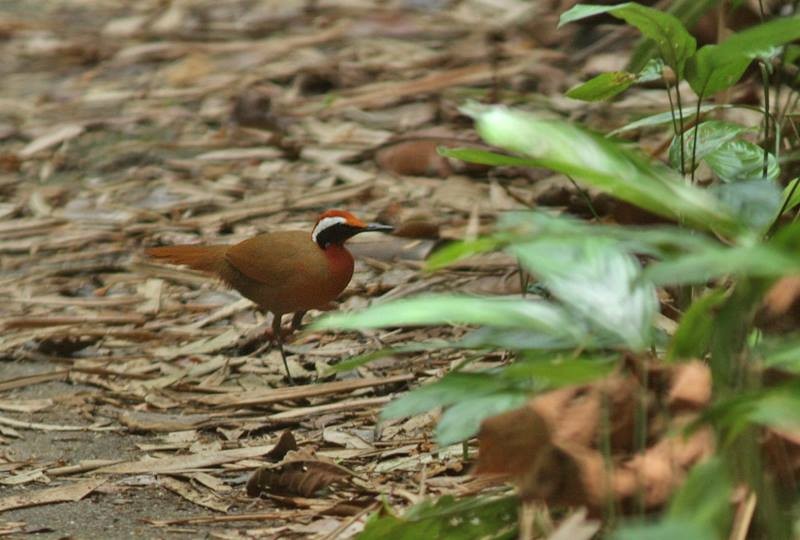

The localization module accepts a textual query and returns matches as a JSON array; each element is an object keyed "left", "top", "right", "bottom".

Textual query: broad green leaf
[
  {"left": 705, "top": 384, "right": 800, "bottom": 440},
  {"left": 314, "top": 295, "right": 583, "bottom": 341},
  {"left": 613, "top": 458, "right": 731, "bottom": 540},
  {"left": 612, "top": 520, "right": 715, "bottom": 540},
  {"left": 425, "top": 237, "right": 506, "bottom": 271},
  {"left": 668, "top": 288, "right": 728, "bottom": 361},
  {"left": 686, "top": 16, "right": 800, "bottom": 96},
  {"left": 668, "top": 458, "right": 732, "bottom": 537},
  {"left": 559, "top": 3, "right": 696, "bottom": 77},
  {"left": 628, "top": 0, "right": 719, "bottom": 72},
  {"left": 458, "top": 326, "right": 596, "bottom": 351},
  {"left": 359, "top": 495, "right": 518, "bottom": 540},
  {"left": 704, "top": 140, "right": 779, "bottom": 183},
  {"left": 686, "top": 45, "right": 752, "bottom": 97},
  {"left": 746, "top": 385, "right": 800, "bottom": 431},
  {"left": 381, "top": 372, "right": 521, "bottom": 420},
  {"left": 436, "top": 392, "right": 527, "bottom": 445},
  {"left": 566, "top": 71, "right": 637, "bottom": 102},
  {"left": 463, "top": 105, "right": 741, "bottom": 236},
  {"left": 610, "top": 104, "right": 726, "bottom": 135},
  {"left": 667, "top": 121, "right": 749, "bottom": 172},
  {"left": 709, "top": 180, "right": 782, "bottom": 231},
  {"left": 780, "top": 178, "right": 800, "bottom": 213},
  {"left": 437, "top": 147, "right": 539, "bottom": 168},
  {"left": 512, "top": 238, "right": 657, "bottom": 350},
  {"left": 644, "top": 244, "right": 800, "bottom": 286},
  {"left": 758, "top": 336, "right": 800, "bottom": 374},
  {"left": 499, "top": 211, "right": 721, "bottom": 257},
  {"left": 502, "top": 354, "right": 618, "bottom": 385}
]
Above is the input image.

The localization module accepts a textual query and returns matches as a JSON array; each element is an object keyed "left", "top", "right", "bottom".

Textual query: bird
[{"left": 145, "top": 209, "right": 394, "bottom": 382}]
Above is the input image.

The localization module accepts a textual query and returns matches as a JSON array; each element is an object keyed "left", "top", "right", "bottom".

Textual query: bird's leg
[
  {"left": 290, "top": 310, "right": 307, "bottom": 333},
  {"left": 272, "top": 312, "right": 294, "bottom": 384}
]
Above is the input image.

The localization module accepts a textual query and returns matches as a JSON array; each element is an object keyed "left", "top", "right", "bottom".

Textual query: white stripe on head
[{"left": 312, "top": 216, "right": 348, "bottom": 243}]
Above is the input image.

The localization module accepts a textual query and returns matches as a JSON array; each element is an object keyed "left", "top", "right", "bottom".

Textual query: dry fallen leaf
[{"left": 246, "top": 448, "right": 352, "bottom": 498}]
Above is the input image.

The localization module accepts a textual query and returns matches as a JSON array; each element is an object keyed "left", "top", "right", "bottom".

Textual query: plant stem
[
  {"left": 759, "top": 61, "right": 771, "bottom": 179},
  {"left": 566, "top": 175, "right": 599, "bottom": 219},
  {"left": 690, "top": 94, "right": 705, "bottom": 183},
  {"left": 675, "top": 82, "right": 687, "bottom": 176},
  {"left": 665, "top": 80, "right": 680, "bottom": 161}
]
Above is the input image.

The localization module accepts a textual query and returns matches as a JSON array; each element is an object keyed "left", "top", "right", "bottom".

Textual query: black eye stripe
[{"left": 315, "top": 223, "right": 361, "bottom": 247}]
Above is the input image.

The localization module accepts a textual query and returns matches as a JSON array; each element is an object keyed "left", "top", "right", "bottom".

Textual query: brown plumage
[{"left": 146, "top": 210, "right": 393, "bottom": 381}]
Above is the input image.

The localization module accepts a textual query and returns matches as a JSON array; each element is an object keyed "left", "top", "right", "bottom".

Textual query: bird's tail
[{"left": 145, "top": 244, "right": 228, "bottom": 275}]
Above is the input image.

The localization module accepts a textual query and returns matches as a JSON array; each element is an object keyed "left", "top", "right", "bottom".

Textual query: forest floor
[{"left": 0, "top": 0, "right": 706, "bottom": 537}]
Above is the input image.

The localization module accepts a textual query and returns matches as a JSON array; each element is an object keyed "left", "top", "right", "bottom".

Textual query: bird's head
[{"left": 311, "top": 210, "right": 394, "bottom": 248}]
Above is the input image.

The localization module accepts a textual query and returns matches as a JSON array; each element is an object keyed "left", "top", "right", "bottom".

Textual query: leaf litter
[{"left": 1, "top": 0, "right": 797, "bottom": 538}]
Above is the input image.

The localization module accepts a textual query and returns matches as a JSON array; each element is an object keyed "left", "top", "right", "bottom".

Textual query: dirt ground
[{"left": 0, "top": 0, "right": 585, "bottom": 537}]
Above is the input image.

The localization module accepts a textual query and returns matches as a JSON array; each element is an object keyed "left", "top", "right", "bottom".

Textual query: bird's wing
[{"left": 224, "top": 232, "right": 306, "bottom": 286}]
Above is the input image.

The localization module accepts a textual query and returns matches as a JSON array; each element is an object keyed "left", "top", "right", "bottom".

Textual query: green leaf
[
  {"left": 359, "top": 495, "right": 518, "bottom": 540},
  {"left": 314, "top": 295, "right": 583, "bottom": 340},
  {"left": 709, "top": 180, "right": 782, "bottom": 231},
  {"left": 667, "top": 121, "right": 749, "bottom": 172},
  {"left": 628, "top": 0, "right": 718, "bottom": 72},
  {"left": 612, "top": 520, "right": 715, "bottom": 540},
  {"left": 686, "top": 16, "right": 800, "bottom": 96},
  {"left": 498, "top": 211, "right": 721, "bottom": 257},
  {"left": 610, "top": 104, "right": 725, "bottom": 135},
  {"left": 758, "top": 336, "right": 800, "bottom": 374},
  {"left": 513, "top": 237, "right": 657, "bottom": 350},
  {"left": 425, "top": 237, "right": 506, "bottom": 271},
  {"left": 668, "top": 288, "right": 728, "bottom": 361},
  {"left": 380, "top": 372, "right": 521, "bottom": 421},
  {"left": 705, "top": 383, "right": 800, "bottom": 439},
  {"left": 458, "top": 326, "right": 595, "bottom": 351},
  {"left": 436, "top": 393, "right": 527, "bottom": 445},
  {"left": 704, "top": 140, "right": 779, "bottom": 183},
  {"left": 614, "top": 458, "right": 731, "bottom": 540},
  {"left": 560, "top": 3, "right": 696, "bottom": 77},
  {"left": 644, "top": 244, "right": 800, "bottom": 286},
  {"left": 780, "top": 178, "right": 800, "bottom": 213},
  {"left": 502, "top": 354, "right": 618, "bottom": 385},
  {"left": 686, "top": 45, "right": 752, "bottom": 97},
  {"left": 668, "top": 458, "right": 732, "bottom": 536},
  {"left": 437, "top": 147, "right": 539, "bottom": 168},
  {"left": 566, "top": 71, "right": 637, "bottom": 102},
  {"left": 745, "top": 385, "right": 800, "bottom": 431},
  {"left": 463, "top": 105, "right": 741, "bottom": 236}
]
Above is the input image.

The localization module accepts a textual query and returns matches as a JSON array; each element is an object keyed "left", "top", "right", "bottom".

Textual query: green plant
[{"left": 315, "top": 4, "right": 800, "bottom": 538}]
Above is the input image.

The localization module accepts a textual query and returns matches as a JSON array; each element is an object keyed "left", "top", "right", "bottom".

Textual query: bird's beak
[{"left": 363, "top": 223, "right": 394, "bottom": 234}]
